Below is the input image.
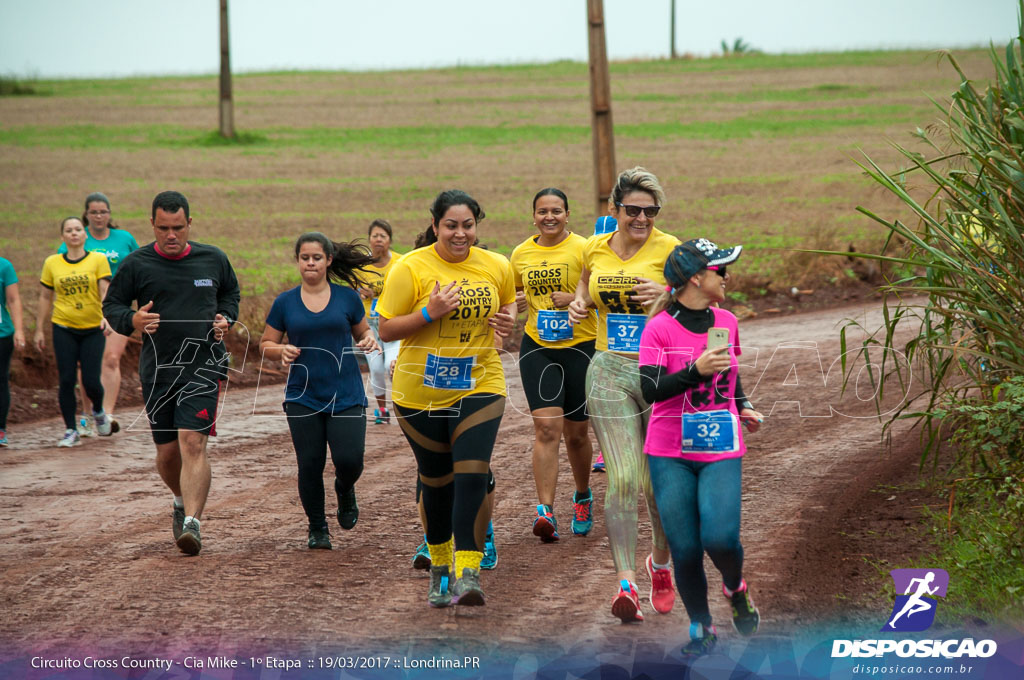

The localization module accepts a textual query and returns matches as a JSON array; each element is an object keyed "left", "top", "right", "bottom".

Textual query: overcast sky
[{"left": 0, "top": 0, "right": 1016, "bottom": 79}]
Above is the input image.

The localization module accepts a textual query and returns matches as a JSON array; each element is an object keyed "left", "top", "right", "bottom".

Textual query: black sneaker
[
  {"left": 308, "top": 526, "right": 333, "bottom": 550},
  {"left": 337, "top": 488, "right": 359, "bottom": 530},
  {"left": 176, "top": 518, "right": 202, "bottom": 556},
  {"left": 172, "top": 504, "right": 186, "bottom": 540},
  {"left": 682, "top": 623, "right": 718, "bottom": 657},
  {"left": 725, "top": 580, "right": 760, "bottom": 636},
  {"left": 428, "top": 565, "right": 452, "bottom": 608},
  {"left": 452, "top": 567, "right": 485, "bottom": 606}
]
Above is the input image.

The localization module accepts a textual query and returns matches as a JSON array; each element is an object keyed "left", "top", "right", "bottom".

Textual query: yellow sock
[
  {"left": 454, "top": 550, "right": 483, "bottom": 575},
  {"left": 428, "top": 538, "right": 453, "bottom": 568}
]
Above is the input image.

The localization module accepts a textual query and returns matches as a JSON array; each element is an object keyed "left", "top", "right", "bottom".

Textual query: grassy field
[{"left": 0, "top": 49, "right": 998, "bottom": 328}]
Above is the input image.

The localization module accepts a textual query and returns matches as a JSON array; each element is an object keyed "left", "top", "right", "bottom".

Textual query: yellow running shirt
[
  {"left": 376, "top": 245, "right": 516, "bottom": 409},
  {"left": 584, "top": 228, "right": 680, "bottom": 354},
  {"left": 510, "top": 232, "right": 596, "bottom": 348},
  {"left": 361, "top": 251, "right": 398, "bottom": 318},
  {"left": 40, "top": 252, "right": 112, "bottom": 329}
]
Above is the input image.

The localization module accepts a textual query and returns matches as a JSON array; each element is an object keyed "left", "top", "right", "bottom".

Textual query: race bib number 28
[{"left": 423, "top": 354, "right": 476, "bottom": 391}]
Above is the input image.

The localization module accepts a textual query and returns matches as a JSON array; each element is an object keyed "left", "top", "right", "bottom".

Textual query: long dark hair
[
  {"left": 415, "top": 189, "right": 486, "bottom": 247},
  {"left": 294, "top": 232, "right": 374, "bottom": 289}
]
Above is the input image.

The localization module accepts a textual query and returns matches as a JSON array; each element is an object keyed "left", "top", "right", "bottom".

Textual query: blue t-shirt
[
  {"left": 58, "top": 228, "right": 140, "bottom": 276},
  {"left": 265, "top": 283, "right": 367, "bottom": 414},
  {"left": 0, "top": 257, "right": 17, "bottom": 338}
]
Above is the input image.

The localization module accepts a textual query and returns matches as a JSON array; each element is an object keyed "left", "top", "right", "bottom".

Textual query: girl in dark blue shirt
[{"left": 260, "top": 232, "right": 379, "bottom": 549}]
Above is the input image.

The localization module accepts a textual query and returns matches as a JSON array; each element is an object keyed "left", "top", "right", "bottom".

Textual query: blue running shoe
[
  {"left": 481, "top": 523, "right": 497, "bottom": 569},
  {"left": 571, "top": 489, "right": 594, "bottom": 536},
  {"left": 412, "top": 539, "right": 431, "bottom": 570},
  {"left": 0, "top": 430, "right": 8, "bottom": 447},
  {"left": 592, "top": 451, "right": 605, "bottom": 472},
  {"left": 533, "top": 504, "right": 559, "bottom": 542}
]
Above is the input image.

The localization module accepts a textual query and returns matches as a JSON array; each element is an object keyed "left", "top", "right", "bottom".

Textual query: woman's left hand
[
  {"left": 550, "top": 291, "right": 574, "bottom": 309},
  {"left": 628, "top": 277, "right": 665, "bottom": 306},
  {"left": 356, "top": 331, "right": 381, "bottom": 354},
  {"left": 739, "top": 408, "right": 764, "bottom": 433},
  {"left": 100, "top": 318, "right": 113, "bottom": 337},
  {"left": 488, "top": 310, "right": 516, "bottom": 338}
]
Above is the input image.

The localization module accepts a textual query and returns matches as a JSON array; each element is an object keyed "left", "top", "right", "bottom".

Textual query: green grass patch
[
  {"left": 621, "top": 84, "right": 877, "bottom": 105},
  {"left": 1, "top": 101, "right": 934, "bottom": 153},
  {"left": 0, "top": 76, "right": 48, "bottom": 96}
]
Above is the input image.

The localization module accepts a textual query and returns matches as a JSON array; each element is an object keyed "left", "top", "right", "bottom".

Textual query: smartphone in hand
[{"left": 707, "top": 327, "right": 729, "bottom": 350}]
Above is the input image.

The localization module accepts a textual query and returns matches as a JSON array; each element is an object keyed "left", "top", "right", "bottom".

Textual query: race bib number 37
[
  {"left": 423, "top": 354, "right": 476, "bottom": 391},
  {"left": 681, "top": 409, "right": 738, "bottom": 453},
  {"left": 606, "top": 313, "right": 645, "bottom": 352}
]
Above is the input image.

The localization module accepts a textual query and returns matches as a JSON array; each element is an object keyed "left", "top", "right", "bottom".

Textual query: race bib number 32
[
  {"left": 537, "top": 310, "right": 573, "bottom": 342},
  {"left": 606, "top": 313, "right": 645, "bottom": 352},
  {"left": 423, "top": 354, "right": 476, "bottom": 391},
  {"left": 681, "top": 409, "right": 738, "bottom": 453}
]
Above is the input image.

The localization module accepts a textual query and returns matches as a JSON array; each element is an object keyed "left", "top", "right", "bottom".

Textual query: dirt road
[{"left": 0, "top": 301, "right": 929, "bottom": 666}]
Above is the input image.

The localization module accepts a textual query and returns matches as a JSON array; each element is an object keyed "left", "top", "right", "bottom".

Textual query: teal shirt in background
[
  {"left": 58, "top": 227, "right": 140, "bottom": 276},
  {"left": 0, "top": 257, "right": 17, "bottom": 338}
]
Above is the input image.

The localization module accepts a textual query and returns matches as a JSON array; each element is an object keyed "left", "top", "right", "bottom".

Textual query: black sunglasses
[
  {"left": 615, "top": 202, "right": 661, "bottom": 219},
  {"left": 706, "top": 265, "right": 728, "bottom": 277}
]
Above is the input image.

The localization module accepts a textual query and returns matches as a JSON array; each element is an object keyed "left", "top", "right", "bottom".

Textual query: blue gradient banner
[{"left": 2, "top": 628, "right": 1021, "bottom": 680}]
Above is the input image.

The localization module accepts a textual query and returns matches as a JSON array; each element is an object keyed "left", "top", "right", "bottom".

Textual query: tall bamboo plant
[{"left": 818, "top": 2, "right": 1024, "bottom": 463}]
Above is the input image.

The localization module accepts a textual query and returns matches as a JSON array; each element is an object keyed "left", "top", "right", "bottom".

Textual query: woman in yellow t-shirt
[
  {"left": 34, "top": 216, "right": 113, "bottom": 447},
  {"left": 568, "top": 166, "right": 681, "bottom": 623},
  {"left": 356, "top": 218, "right": 401, "bottom": 424},
  {"left": 510, "top": 188, "right": 598, "bottom": 542},
  {"left": 377, "top": 189, "right": 516, "bottom": 609}
]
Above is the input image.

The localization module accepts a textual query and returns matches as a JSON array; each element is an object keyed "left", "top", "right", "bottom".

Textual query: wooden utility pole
[
  {"left": 218, "top": 0, "right": 235, "bottom": 139},
  {"left": 587, "top": 0, "right": 616, "bottom": 219},
  {"left": 670, "top": 0, "right": 677, "bottom": 59}
]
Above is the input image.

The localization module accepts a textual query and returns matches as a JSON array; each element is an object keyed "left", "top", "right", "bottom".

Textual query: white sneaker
[
  {"left": 58, "top": 429, "right": 81, "bottom": 448},
  {"left": 76, "top": 415, "right": 95, "bottom": 437},
  {"left": 94, "top": 412, "right": 112, "bottom": 437}
]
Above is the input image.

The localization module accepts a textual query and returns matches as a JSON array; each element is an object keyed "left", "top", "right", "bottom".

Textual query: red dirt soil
[{"left": 0, "top": 301, "right": 938, "bottom": 663}]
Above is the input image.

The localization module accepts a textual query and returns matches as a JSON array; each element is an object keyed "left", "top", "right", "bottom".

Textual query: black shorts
[
  {"left": 142, "top": 380, "right": 224, "bottom": 445},
  {"left": 518, "top": 334, "right": 595, "bottom": 421}
]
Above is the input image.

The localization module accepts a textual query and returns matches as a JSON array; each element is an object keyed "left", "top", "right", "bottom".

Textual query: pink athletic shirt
[{"left": 639, "top": 306, "right": 746, "bottom": 462}]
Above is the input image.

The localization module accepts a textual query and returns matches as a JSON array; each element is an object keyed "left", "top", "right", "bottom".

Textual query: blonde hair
[
  {"left": 609, "top": 166, "right": 666, "bottom": 208},
  {"left": 647, "top": 289, "right": 674, "bottom": 318}
]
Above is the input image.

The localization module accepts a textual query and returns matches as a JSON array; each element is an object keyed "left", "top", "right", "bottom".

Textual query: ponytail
[
  {"left": 647, "top": 288, "right": 674, "bottom": 318},
  {"left": 294, "top": 232, "right": 375, "bottom": 290},
  {"left": 414, "top": 224, "right": 438, "bottom": 249}
]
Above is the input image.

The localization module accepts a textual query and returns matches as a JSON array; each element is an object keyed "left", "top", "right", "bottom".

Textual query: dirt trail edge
[{"left": 0, "top": 301, "right": 930, "bottom": 662}]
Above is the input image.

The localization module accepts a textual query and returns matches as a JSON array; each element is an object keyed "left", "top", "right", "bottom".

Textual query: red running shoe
[
  {"left": 646, "top": 554, "right": 676, "bottom": 614},
  {"left": 611, "top": 579, "right": 644, "bottom": 622}
]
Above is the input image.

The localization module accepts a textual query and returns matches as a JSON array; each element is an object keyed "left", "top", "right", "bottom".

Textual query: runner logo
[
  {"left": 882, "top": 568, "right": 948, "bottom": 632},
  {"left": 196, "top": 408, "right": 210, "bottom": 420}
]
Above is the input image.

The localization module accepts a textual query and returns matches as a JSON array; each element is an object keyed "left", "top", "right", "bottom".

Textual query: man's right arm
[{"left": 103, "top": 260, "right": 136, "bottom": 337}]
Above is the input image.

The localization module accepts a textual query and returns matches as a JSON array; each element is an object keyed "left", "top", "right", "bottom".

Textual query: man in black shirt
[{"left": 104, "top": 191, "right": 240, "bottom": 556}]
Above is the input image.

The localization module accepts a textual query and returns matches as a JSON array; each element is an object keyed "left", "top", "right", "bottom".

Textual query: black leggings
[
  {"left": 284, "top": 402, "right": 366, "bottom": 529},
  {"left": 0, "top": 335, "right": 11, "bottom": 430},
  {"left": 52, "top": 324, "right": 104, "bottom": 430},
  {"left": 396, "top": 393, "right": 504, "bottom": 553}
]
